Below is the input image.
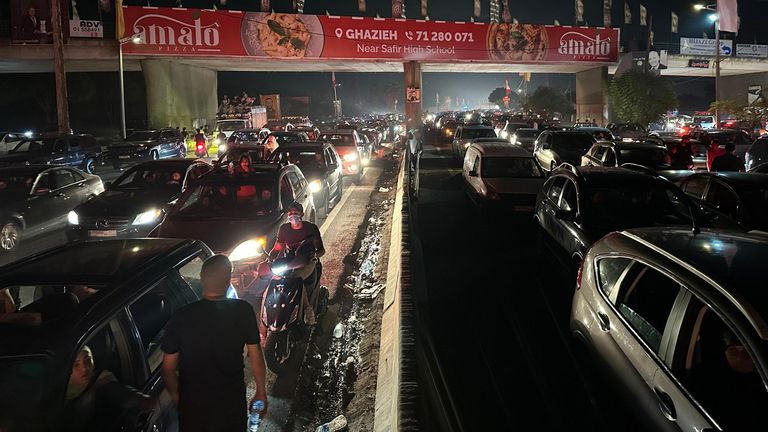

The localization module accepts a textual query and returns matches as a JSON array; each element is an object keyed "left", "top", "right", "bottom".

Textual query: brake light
[
  {"left": 576, "top": 260, "right": 584, "bottom": 290},
  {"left": 196, "top": 144, "right": 204, "bottom": 150}
]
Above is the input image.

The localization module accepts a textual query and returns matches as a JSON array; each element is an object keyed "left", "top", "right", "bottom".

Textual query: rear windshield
[
  {"left": 319, "top": 134, "right": 355, "bottom": 146},
  {"left": 552, "top": 133, "right": 594, "bottom": 157},
  {"left": 175, "top": 181, "right": 277, "bottom": 219},
  {"left": 232, "top": 131, "right": 262, "bottom": 142},
  {"left": 619, "top": 147, "right": 670, "bottom": 166},
  {"left": 482, "top": 157, "right": 543, "bottom": 178},
  {"left": 516, "top": 129, "right": 539, "bottom": 138},
  {"left": 462, "top": 129, "right": 497, "bottom": 140},
  {"left": 218, "top": 121, "right": 245, "bottom": 132}
]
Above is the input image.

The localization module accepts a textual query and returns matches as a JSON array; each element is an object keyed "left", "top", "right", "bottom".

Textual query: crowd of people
[
  {"left": 219, "top": 92, "right": 258, "bottom": 117},
  {"left": 669, "top": 135, "right": 746, "bottom": 172}
]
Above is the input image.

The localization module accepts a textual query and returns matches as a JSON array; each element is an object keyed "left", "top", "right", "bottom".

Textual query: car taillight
[{"left": 576, "top": 260, "right": 584, "bottom": 290}]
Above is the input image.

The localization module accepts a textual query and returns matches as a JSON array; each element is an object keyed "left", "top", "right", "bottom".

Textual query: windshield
[
  {"left": 583, "top": 182, "right": 693, "bottom": 230},
  {"left": 126, "top": 131, "right": 160, "bottom": 141},
  {"left": 694, "top": 116, "right": 714, "bottom": 124},
  {"left": 11, "top": 139, "right": 54, "bottom": 153},
  {"left": 232, "top": 131, "right": 262, "bottom": 142},
  {"left": 112, "top": 165, "right": 186, "bottom": 190},
  {"left": 319, "top": 134, "right": 355, "bottom": 146},
  {"left": 619, "top": 147, "right": 670, "bottom": 167},
  {"left": 0, "top": 356, "right": 55, "bottom": 426},
  {"left": 281, "top": 150, "right": 325, "bottom": 171},
  {"left": 462, "top": 129, "right": 496, "bottom": 140},
  {"left": 0, "top": 173, "right": 36, "bottom": 196},
  {"left": 552, "top": 133, "right": 594, "bottom": 157},
  {"left": 516, "top": 129, "right": 539, "bottom": 138},
  {"left": 483, "top": 157, "right": 543, "bottom": 178},
  {"left": 175, "top": 181, "right": 277, "bottom": 219},
  {"left": 218, "top": 121, "right": 246, "bottom": 132}
]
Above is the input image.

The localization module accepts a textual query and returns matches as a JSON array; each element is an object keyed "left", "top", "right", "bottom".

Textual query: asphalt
[{"left": 411, "top": 134, "right": 641, "bottom": 431}]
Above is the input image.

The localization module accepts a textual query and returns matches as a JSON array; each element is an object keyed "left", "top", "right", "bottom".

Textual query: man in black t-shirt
[
  {"left": 711, "top": 141, "right": 746, "bottom": 172},
  {"left": 161, "top": 255, "right": 268, "bottom": 432},
  {"left": 269, "top": 202, "right": 325, "bottom": 324}
]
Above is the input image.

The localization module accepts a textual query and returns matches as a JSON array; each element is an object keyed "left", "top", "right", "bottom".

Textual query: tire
[
  {"left": 264, "top": 331, "right": 302, "bottom": 375},
  {"left": 82, "top": 157, "right": 95, "bottom": 174},
  {"left": 0, "top": 221, "right": 22, "bottom": 252},
  {"left": 178, "top": 145, "right": 186, "bottom": 158}
]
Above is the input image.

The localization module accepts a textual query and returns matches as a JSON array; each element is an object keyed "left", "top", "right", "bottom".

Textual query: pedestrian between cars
[
  {"left": 62, "top": 346, "right": 154, "bottom": 432},
  {"left": 711, "top": 141, "right": 746, "bottom": 172},
  {"left": 671, "top": 135, "right": 694, "bottom": 168},
  {"left": 706, "top": 139, "right": 726, "bottom": 172},
  {"left": 161, "top": 255, "right": 268, "bottom": 432},
  {"left": 264, "top": 135, "right": 279, "bottom": 160}
]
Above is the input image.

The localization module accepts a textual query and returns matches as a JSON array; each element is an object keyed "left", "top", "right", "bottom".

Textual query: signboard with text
[
  {"left": 69, "top": 19, "right": 103, "bottom": 38},
  {"left": 120, "top": 7, "right": 620, "bottom": 63},
  {"left": 736, "top": 44, "right": 768, "bottom": 59},
  {"left": 688, "top": 59, "right": 710, "bottom": 68},
  {"left": 680, "top": 37, "right": 732, "bottom": 56}
]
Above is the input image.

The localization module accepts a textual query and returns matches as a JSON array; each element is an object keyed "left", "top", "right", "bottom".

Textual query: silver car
[{"left": 572, "top": 227, "right": 768, "bottom": 431}]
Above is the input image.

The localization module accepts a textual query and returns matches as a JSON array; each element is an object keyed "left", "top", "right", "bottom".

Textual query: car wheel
[
  {"left": 82, "top": 157, "right": 95, "bottom": 174},
  {"left": 178, "top": 145, "right": 186, "bottom": 158},
  {"left": 151, "top": 150, "right": 159, "bottom": 160},
  {"left": 0, "top": 221, "right": 21, "bottom": 252}
]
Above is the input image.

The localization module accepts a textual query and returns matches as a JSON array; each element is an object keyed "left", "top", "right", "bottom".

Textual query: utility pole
[
  {"left": 51, "top": 0, "right": 70, "bottom": 133},
  {"left": 715, "top": 18, "right": 721, "bottom": 126}
]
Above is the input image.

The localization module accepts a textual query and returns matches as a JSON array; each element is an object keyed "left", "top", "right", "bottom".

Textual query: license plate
[
  {"left": 118, "top": 155, "right": 131, "bottom": 159},
  {"left": 89, "top": 230, "right": 117, "bottom": 238},
  {"left": 512, "top": 205, "right": 534, "bottom": 212}
]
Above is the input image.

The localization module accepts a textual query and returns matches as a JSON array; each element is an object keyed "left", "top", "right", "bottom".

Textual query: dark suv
[
  {"left": 109, "top": 129, "right": 186, "bottom": 167},
  {"left": 533, "top": 130, "right": 594, "bottom": 173},
  {"left": 0, "top": 134, "right": 101, "bottom": 174},
  {"left": 0, "top": 238, "right": 214, "bottom": 432}
]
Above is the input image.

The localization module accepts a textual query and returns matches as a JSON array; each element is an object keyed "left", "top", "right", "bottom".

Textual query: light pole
[
  {"left": 695, "top": 4, "right": 721, "bottom": 126},
  {"left": 118, "top": 36, "right": 142, "bottom": 140}
]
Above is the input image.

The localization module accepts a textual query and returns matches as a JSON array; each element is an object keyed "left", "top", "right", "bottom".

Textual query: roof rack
[
  {"left": 556, "top": 162, "right": 585, "bottom": 180},
  {"left": 620, "top": 163, "right": 659, "bottom": 177}
]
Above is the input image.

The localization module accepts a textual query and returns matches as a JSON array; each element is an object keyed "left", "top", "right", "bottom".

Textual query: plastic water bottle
[{"left": 248, "top": 400, "right": 265, "bottom": 431}]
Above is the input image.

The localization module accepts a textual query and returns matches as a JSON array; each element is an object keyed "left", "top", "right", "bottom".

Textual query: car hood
[
  {"left": 484, "top": 178, "right": 545, "bottom": 194},
  {"left": 157, "top": 218, "right": 280, "bottom": 253},
  {"left": 75, "top": 189, "right": 177, "bottom": 217},
  {"left": 0, "top": 152, "right": 48, "bottom": 164}
]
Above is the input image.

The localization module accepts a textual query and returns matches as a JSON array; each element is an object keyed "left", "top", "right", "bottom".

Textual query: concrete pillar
[
  {"left": 141, "top": 59, "right": 217, "bottom": 129},
  {"left": 575, "top": 67, "right": 608, "bottom": 126},
  {"left": 403, "top": 61, "right": 422, "bottom": 131},
  {"left": 719, "top": 72, "right": 768, "bottom": 106}
]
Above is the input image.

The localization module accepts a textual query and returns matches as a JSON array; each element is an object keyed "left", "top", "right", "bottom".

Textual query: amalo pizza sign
[{"left": 120, "top": 6, "right": 619, "bottom": 63}]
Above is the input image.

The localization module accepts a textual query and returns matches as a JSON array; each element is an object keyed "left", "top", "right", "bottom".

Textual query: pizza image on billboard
[
  {"left": 242, "top": 12, "right": 321, "bottom": 58},
  {"left": 487, "top": 23, "right": 547, "bottom": 61}
]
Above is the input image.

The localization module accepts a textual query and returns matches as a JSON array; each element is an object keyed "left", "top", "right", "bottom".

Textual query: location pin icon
[{"left": 335, "top": 28, "right": 343, "bottom": 38}]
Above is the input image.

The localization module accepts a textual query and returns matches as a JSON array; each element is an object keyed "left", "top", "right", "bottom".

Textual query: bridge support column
[
  {"left": 403, "top": 61, "right": 422, "bottom": 131},
  {"left": 141, "top": 59, "right": 217, "bottom": 129},
  {"left": 575, "top": 67, "right": 608, "bottom": 126}
]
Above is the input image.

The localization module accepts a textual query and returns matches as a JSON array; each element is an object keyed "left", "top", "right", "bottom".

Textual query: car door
[
  {"left": 25, "top": 170, "right": 73, "bottom": 235},
  {"left": 537, "top": 175, "right": 566, "bottom": 235},
  {"left": 279, "top": 174, "right": 296, "bottom": 220},
  {"left": 702, "top": 180, "right": 743, "bottom": 225},
  {"left": 324, "top": 147, "right": 340, "bottom": 196},
  {"left": 62, "top": 168, "right": 91, "bottom": 204},
  {"left": 51, "top": 168, "right": 85, "bottom": 223},
  {"left": 552, "top": 178, "right": 580, "bottom": 254},
  {"left": 602, "top": 148, "right": 618, "bottom": 167},
  {"left": 67, "top": 138, "right": 84, "bottom": 167},
  {"left": 599, "top": 261, "right": 688, "bottom": 432},
  {"left": 288, "top": 171, "right": 312, "bottom": 216},
  {"left": 679, "top": 175, "right": 710, "bottom": 200},
  {"left": 49, "top": 138, "right": 71, "bottom": 165}
]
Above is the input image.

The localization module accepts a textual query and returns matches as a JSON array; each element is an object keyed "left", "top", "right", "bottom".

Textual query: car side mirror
[
  {"left": 468, "top": 170, "right": 478, "bottom": 177},
  {"left": 555, "top": 209, "right": 577, "bottom": 222}
]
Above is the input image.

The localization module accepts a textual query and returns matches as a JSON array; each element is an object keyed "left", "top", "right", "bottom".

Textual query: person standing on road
[
  {"left": 706, "top": 139, "right": 726, "bottom": 171},
  {"left": 161, "top": 255, "right": 268, "bottom": 432},
  {"left": 711, "top": 141, "right": 746, "bottom": 172}
]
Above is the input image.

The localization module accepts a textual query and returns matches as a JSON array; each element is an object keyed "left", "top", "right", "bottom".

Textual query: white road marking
[{"left": 320, "top": 182, "right": 357, "bottom": 236}]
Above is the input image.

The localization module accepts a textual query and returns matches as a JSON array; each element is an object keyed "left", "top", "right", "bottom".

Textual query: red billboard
[{"left": 120, "top": 7, "right": 619, "bottom": 63}]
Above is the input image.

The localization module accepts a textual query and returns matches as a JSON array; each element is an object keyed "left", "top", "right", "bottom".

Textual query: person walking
[
  {"left": 161, "top": 255, "right": 268, "bottom": 432},
  {"left": 711, "top": 141, "right": 745, "bottom": 172}
]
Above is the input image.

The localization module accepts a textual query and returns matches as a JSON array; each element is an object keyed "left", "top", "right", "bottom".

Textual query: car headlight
[
  {"left": 343, "top": 153, "right": 358, "bottom": 162},
  {"left": 218, "top": 143, "right": 227, "bottom": 153},
  {"left": 214, "top": 138, "right": 221, "bottom": 145},
  {"left": 229, "top": 237, "right": 267, "bottom": 262},
  {"left": 67, "top": 211, "right": 79, "bottom": 225},
  {"left": 309, "top": 179, "right": 322, "bottom": 193},
  {"left": 132, "top": 208, "right": 163, "bottom": 225}
]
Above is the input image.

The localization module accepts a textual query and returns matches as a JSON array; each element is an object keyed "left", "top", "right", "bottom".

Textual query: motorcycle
[
  {"left": 194, "top": 140, "right": 208, "bottom": 158},
  {"left": 256, "top": 240, "right": 328, "bottom": 374}
]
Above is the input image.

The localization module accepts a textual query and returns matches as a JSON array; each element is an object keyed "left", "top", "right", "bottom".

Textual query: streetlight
[
  {"left": 694, "top": 3, "right": 721, "bottom": 126},
  {"left": 118, "top": 35, "right": 142, "bottom": 140}
]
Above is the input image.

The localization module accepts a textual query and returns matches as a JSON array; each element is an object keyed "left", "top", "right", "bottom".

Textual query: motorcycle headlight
[
  {"left": 67, "top": 211, "right": 79, "bottom": 225},
  {"left": 309, "top": 179, "right": 322, "bottom": 193},
  {"left": 229, "top": 237, "right": 267, "bottom": 262},
  {"left": 132, "top": 208, "right": 163, "bottom": 225},
  {"left": 214, "top": 138, "right": 221, "bottom": 145},
  {"left": 343, "top": 153, "right": 358, "bottom": 162},
  {"left": 272, "top": 265, "right": 288, "bottom": 276}
]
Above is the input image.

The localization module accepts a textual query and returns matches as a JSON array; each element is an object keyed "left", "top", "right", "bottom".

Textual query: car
[
  {"left": 264, "top": 119, "right": 295, "bottom": 132},
  {"left": 0, "top": 165, "right": 103, "bottom": 252},
  {"left": 0, "top": 238, "right": 214, "bottom": 432},
  {"left": 109, "top": 129, "right": 186, "bottom": 168},
  {"left": 269, "top": 142, "right": 343, "bottom": 217},
  {"left": 745, "top": 136, "right": 768, "bottom": 171},
  {"left": 607, "top": 122, "right": 647, "bottom": 140},
  {"left": 647, "top": 135, "right": 708, "bottom": 171},
  {"left": 293, "top": 126, "right": 321, "bottom": 141},
  {"left": 575, "top": 126, "right": 616, "bottom": 142},
  {"left": 0, "top": 134, "right": 102, "bottom": 174},
  {"left": 154, "top": 164, "right": 316, "bottom": 287},
  {"left": 439, "top": 119, "right": 459, "bottom": 144},
  {"left": 0, "top": 132, "right": 26, "bottom": 155},
  {"left": 678, "top": 172, "right": 768, "bottom": 232},
  {"left": 497, "top": 121, "right": 531, "bottom": 139},
  {"left": 318, "top": 130, "right": 365, "bottom": 182},
  {"left": 534, "top": 165, "right": 712, "bottom": 261},
  {"left": 451, "top": 125, "right": 497, "bottom": 162},
  {"left": 749, "top": 162, "right": 768, "bottom": 174},
  {"left": 262, "top": 131, "right": 309, "bottom": 147},
  {"left": 691, "top": 129, "right": 753, "bottom": 162},
  {"left": 508, "top": 128, "right": 540, "bottom": 151},
  {"left": 533, "top": 130, "right": 595, "bottom": 173},
  {"left": 580, "top": 140, "right": 674, "bottom": 170},
  {"left": 692, "top": 113, "right": 717, "bottom": 129},
  {"left": 571, "top": 228, "right": 768, "bottom": 432},
  {"left": 462, "top": 142, "right": 544, "bottom": 212},
  {"left": 67, "top": 160, "right": 212, "bottom": 242}
]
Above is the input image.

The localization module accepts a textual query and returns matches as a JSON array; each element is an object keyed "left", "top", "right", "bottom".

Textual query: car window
[
  {"left": 280, "top": 176, "right": 294, "bottom": 208},
  {"left": 288, "top": 172, "right": 303, "bottom": 193},
  {"left": 53, "top": 139, "right": 67, "bottom": 154},
  {"left": 548, "top": 176, "right": 567, "bottom": 202},
  {"left": 705, "top": 181, "right": 740, "bottom": 219},
  {"left": 682, "top": 176, "right": 709, "bottom": 199},
  {"left": 178, "top": 255, "right": 205, "bottom": 298},
  {"left": 677, "top": 300, "right": 768, "bottom": 431},
  {"left": 128, "top": 277, "right": 191, "bottom": 371},
  {"left": 615, "top": 265, "right": 681, "bottom": 352},
  {"left": 324, "top": 148, "right": 334, "bottom": 166},
  {"left": 560, "top": 180, "right": 577, "bottom": 211},
  {"left": 471, "top": 156, "right": 479, "bottom": 173},
  {"left": 66, "top": 319, "right": 131, "bottom": 400},
  {"left": 69, "top": 169, "right": 84, "bottom": 182},
  {"left": 52, "top": 169, "right": 77, "bottom": 189},
  {"left": 603, "top": 148, "right": 617, "bottom": 166},
  {"left": 596, "top": 257, "right": 632, "bottom": 298},
  {"left": 161, "top": 130, "right": 177, "bottom": 139},
  {"left": 454, "top": 128, "right": 462, "bottom": 139},
  {"left": 68, "top": 140, "right": 81, "bottom": 150},
  {"left": 592, "top": 145, "right": 607, "bottom": 159}
]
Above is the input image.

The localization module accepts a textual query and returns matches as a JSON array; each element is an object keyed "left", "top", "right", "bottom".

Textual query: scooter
[
  {"left": 194, "top": 140, "right": 208, "bottom": 158},
  {"left": 257, "top": 240, "right": 328, "bottom": 374}
]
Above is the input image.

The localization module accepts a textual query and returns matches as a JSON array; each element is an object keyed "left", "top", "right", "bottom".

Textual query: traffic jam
[{"left": 0, "top": 115, "right": 403, "bottom": 432}]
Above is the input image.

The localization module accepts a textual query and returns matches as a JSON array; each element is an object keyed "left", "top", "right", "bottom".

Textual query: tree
[
  {"left": 488, "top": 87, "right": 508, "bottom": 108},
  {"left": 608, "top": 69, "right": 678, "bottom": 127},
  {"left": 525, "top": 86, "right": 574, "bottom": 116}
]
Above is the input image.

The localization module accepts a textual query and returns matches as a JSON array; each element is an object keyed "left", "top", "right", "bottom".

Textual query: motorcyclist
[
  {"left": 194, "top": 129, "right": 207, "bottom": 157},
  {"left": 268, "top": 202, "right": 324, "bottom": 325}
]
